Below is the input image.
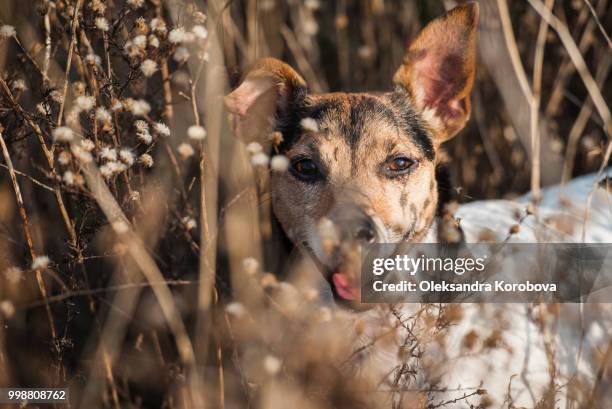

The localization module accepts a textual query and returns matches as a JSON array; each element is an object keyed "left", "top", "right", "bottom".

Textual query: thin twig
[
  {"left": 43, "top": 9, "right": 51, "bottom": 81},
  {"left": 0, "top": 130, "right": 57, "bottom": 341},
  {"left": 582, "top": 0, "right": 612, "bottom": 49},
  {"left": 529, "top": 0, "right": 555, "bottom": 205},
  {"left": 0, "top": 163, "right": 54, "bottom": 191},
  {"left": 24, "top": 279, "right": 196, "bottom": 308},
  {"left": 497, "top": 0, "right": 534, "bottom": 102},
  {"left": 56, "top": 0, "right": 84, "bottom": 127},
  {"left": 280, "top": 24, "right": 325, "bottom": 93},
  {"left": 561, "top": 53, "right": 612, "bottom": 188}
]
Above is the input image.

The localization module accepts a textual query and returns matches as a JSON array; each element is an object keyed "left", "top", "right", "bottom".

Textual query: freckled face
[{"left": 270, "top": 92, "right": 439, "bottom": 258}]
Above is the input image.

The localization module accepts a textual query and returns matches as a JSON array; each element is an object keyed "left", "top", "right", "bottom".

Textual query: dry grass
[{"left": 0, "top": 0, "right": 610, "bottom": 408}]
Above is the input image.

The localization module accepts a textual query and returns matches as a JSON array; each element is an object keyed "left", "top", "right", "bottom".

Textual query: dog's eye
[
  {"left": 384, "top": 156, "right": 418, "bottom": 176},
  {"left": 291, "top": 158, "right": 320, "bottom": 181}
]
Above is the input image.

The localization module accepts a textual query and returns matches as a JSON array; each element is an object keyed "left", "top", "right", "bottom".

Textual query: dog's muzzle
[{"left": 307, "top": 204, "right": 379, "bottom": 308}]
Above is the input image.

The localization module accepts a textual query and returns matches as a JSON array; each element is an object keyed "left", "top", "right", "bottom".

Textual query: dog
[
  {"left": 225, "top": 3, "right": 477, "bottom": 303},
  {"left": 224, "top": 3, "right": 612, "bottom": 407}
]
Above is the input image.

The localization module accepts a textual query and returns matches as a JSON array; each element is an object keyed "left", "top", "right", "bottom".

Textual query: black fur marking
[
  {"left": 409, "top": 203, "right": 418, "bottom": 221},
  {"left": 435, "top": 164, "right": 453, "bottom": 216},
  {"left": 277, "top": 92, "right": 434, "bottom": 162},
  {"left": 388, "top": 86, "right": 435, "bottom": 160}
]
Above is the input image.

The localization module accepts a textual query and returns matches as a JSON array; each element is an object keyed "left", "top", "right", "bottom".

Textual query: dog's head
[{"left": 225, "top": 4, "right": 478, "bottom": 302}]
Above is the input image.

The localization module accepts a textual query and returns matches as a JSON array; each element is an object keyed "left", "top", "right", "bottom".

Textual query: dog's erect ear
[
  {"left": 224, "top": 58, "right": 307, "bottom": 145},
  {"left": 393, "top": 3, "right": 478, "bottom": 143}
]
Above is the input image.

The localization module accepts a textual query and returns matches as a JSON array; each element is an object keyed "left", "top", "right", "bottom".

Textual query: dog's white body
[{"left": 330, "top": 171, "right": 612, "bottom": 407}]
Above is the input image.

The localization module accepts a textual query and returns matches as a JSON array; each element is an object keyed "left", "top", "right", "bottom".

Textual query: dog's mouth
[
  {"left": 301, "top": 241, "right": 368, "bottom": 307},
  {"left": 331, "top": 271, "right": 359, "bottom": 301}
]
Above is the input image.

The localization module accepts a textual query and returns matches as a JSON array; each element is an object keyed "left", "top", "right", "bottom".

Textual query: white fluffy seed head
[
  {"left": 0, "top": 25, "right": 16, "bottom": 39},
  {"left": 130, "top": 99, "right": 151, "bottom": 116},
  {"left": 150, "top": 18, "right": 167, "bottom": 34},
  {"left": 173, "top": 47, "right": 190, "bottom": 63},
  {"left": 31, "top": 256, "right": 50, "bottom": 270},
  {"left": 111, "top": 99, "right": 123, "bottom": 111},
  {"left": 0, "top": 301, "right": 15, "bottom": 319},
  {"left": 187, "top": 125, "right": 207, "bottom": 141},
  {"left": 300, "top": 117, "right": 319, "bottom": 132},
  {"left": 251, "top": 152, "right": 269, "bottom": 167},
  {"left": 132, "top": 34, "right": 147, "bottom": 49},
  {"left": 303, "top": 18, "right": 319, "bottom": 36},
  {"left": 263, "top": 355, "right": 282, "bottom": 375},
  {"left": 177, "top": 143, "right": 195, "bottom": 159},
  {"left": 112, "top": 221, "right": 129, "bottom": 234},
  {"left": 154, "top": 122, "right": 171, "bottom": 137},
  {"left": 148, "top": 35, "right": 160, "bottom": 48},
  {"left": 95, "top": 107, "right": 112, "bottom": 123},
  {"left": 305, "top": 0, "right": 321, "bottom": 10},
  {"left": 63, "top": 171, "right": 75, "bottom": 185},
  {"left": 225, "top": 302, "right": 246, "bottom": 318},
  {"left": 75, "top": 95, "right": 95, "bottom": 111},
  {"left": 113, "top": 163, "right": 127, "bottom": 174},
  {"left": 52, "top": 126, "right": 74, "bottom": 142},
  {"left": 134, "top": 120, "right": 149, "bottom": 132},
  {"left": 99, "top": 164, "right": 113, "bottom": 178},
  {"left": 182, "top": 32, "right": 196, "bottom": 43},
  {"left": 270, "top": 155, "right": 289, "bottom": 172},
  {"left": 318, "top": 217, "right": 339, "bottom": 243},
  {"left": 260, "top": 0, "right": 276, "bottom": 11},
  {"left": 140, "top": 59, "right": 158, "bottom": 77},
  {"left": 58, "top": 151, "right": 71, "bottom": 165},
  {"left": 129, "top": 191, "right": 140, "bottom": 201},
  {"left": 95, "top": 17, "right": 109, "bottom": 31},
  {"left": 127, "top": 0, "right": 145, "bottom": 9},
  {"left": 192, "top": 25, "right": 208, "bottom": 40},
  {"left": 91, "top": 0, "right": 106, "bottom": 13},
  {"left": 119, "top": 148, "right": 135, "bottom": 166},
  {"left": 182, "top": 216, "right": 197, "bottom": 230},
  {"left": 4, "top": 266, "right": 23, "bottom": 284},
  {"left": 168, "top": 27, "right": 186, "bottom": 43},
  {"left": 317, "top": 306, "right": 333, "bottom": 322},
  {"left": 85, "top": 53, "right": 102, "bottom": 65},
  {"left": 193, "top": 11, "right": 207, "bottom": 24},
  {"left": 100, "top": 147, "right": 117, "bottom": 161},
  {"left": 139, "top": 153, "right": 154, "bottom": 168},
  {"left": 138, "top": 131, "right": 153, "bottom": 144},
  {"left": 81, "top": 139, "right": 95, "bottom": 152},
  {"left": 11, "top": 79, "right": 27, "bottom": 91},
  {"left": 245, "top": 142, "right": 263, "bottom": 154},
  {"left": 71, "top": 145, "right": 93, "bottom": 164},
  {"left": 242, "top": 257, "right": 259, "bottom": 276}
]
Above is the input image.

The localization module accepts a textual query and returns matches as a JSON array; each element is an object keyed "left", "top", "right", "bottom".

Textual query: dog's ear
[
  {"left": 224, "top": 58, "right": 307, "bottom": 145},
  {"left": 393, "top": 3, "right": 478, "bottom": 143}
]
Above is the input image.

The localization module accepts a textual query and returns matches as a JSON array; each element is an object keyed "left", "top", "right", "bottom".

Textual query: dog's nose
[
  {"left": 353, "top": 224, "right": 376, "bottom": 243},
  {"left": 328, "top": 204, "right": 377, "bottom": 243}
]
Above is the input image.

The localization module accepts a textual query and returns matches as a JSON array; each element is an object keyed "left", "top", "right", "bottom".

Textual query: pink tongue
[{"left": 332, "top": 273, "right": 359, "bottom": 301}]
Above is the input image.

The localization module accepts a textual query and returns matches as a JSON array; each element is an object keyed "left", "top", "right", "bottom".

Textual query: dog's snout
[{"left": 328, "top": 204, "right": 377, "bottom": 243}]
